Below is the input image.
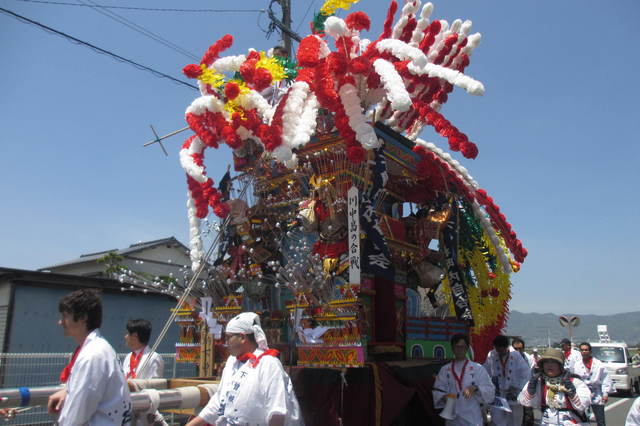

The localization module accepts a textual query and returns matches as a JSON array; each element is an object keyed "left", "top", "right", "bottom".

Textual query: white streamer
[{"left": 373, "top": 58, "right": 412, "bottom": 112}]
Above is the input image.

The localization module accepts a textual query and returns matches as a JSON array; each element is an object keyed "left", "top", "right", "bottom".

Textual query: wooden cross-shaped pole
[{"left": 143, "top": 125, "right": 191, "bottom": 155}]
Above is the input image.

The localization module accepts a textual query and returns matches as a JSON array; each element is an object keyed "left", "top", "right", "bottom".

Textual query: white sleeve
[
  {"left": 198, "top": 374, "right": 224, "bottom": 424},
  {"left": 310, "top": 326, "right": 330, "bottom": 340},
  {"left": 122, "top": 353, "right": 132, "bottom": 377},
  {"left": 518, "top": 380, "right": 540, "bottom": 408},
  {"left": 474, "top": 364, "right": 496, "bottom": 404},
  {"left": 601, "top": 367, "right": 613, "bottom": 395},
  {"left": 60, "top": 355, "right": 108, "bottom": 424},
  {"left": 516, "top": 354, "right": 531, "bottom": 389},
  {"left": 626, "top": 397, "right": 640, "bottom": 426},
  {"left": 259, "top": 357, "right": 290, "bottom": 420},
  {"left": 483, "top": 353, "right": 495, "bottom": 378},
  {"left": 568, "top": 378, "right": 592, "bottom": 412},
  {"left": 432, "top": 364, "right": 449, "bottom": 406},
  {"left": 198, "top": 397, "right": 221, "bottom": 424},
  {"left": 527, "top": 354, "right": 535, "bottom": 369},
  {"left": 568, "top": 351, "right": 581, "bottom": 373},
  {"left": 148, "top": 352, "right": 164, "bottom": 378}
]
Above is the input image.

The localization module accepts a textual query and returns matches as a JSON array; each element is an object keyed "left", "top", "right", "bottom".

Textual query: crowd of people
[
  {"left": 0, "top": 289, "right": 301, "bottom": 425},
  {"left": 2, "top": 288, "right": 640, "bottom": 425},
  {"left": 432, "top": 334, "right": 640, "bottom": 425}
]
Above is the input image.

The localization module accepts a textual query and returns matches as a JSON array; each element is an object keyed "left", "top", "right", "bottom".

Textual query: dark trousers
[
  {"left": 522, "top": 406, "right": 534, "bottom": 426},
  {"left": 592, "top": 404, "right": 606, "bottom": 426}
]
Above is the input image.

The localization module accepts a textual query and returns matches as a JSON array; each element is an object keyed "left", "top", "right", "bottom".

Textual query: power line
[
  {"left": 76, "top": 0, "right": 198, "bottom": 60},
  {"left": 0, "top": 7, "right": 198, "bottom": 91},
  {"left": 9, "top": 0, "right": 265, "bottom": 13},
  {"left": 266, "top": 0, "right": 301, "bottom": 43},
  {"left": 295, "top": 0, "right": 317, "bottom": 33}
]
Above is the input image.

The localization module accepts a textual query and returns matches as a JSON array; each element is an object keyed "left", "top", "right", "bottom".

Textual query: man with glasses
[{"left": 187, "top": 312, "right": 302, "bottom": 426}]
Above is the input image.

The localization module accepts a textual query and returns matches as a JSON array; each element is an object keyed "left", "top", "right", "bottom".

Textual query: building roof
[
  {"left": 0, "top": 267, "right": 130, "bottom": 292},
  {"left": 39, "top": 236, "right": 190, "bottom": 270}
]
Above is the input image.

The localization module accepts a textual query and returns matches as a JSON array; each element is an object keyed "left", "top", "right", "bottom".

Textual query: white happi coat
[
  {"left": 198, "top": 349, "right": 302, "bottom": 425},
  {"left": 296, "top": 326, "right": 330, "bottom": 344},
  {"left": 626, "top": 396, "right": 640, "bottom": 426},
  {"left": 572, "top": 357, "right": 612, "bottom": 405},
  {"left": 59, "top": 329, "right": 132, "bottom": 426},
  {"left": 433, "top": 359, "right": 496, "bottom": 426},
  {"left": 522, "top": 352, "right": 536, "bottom": 370},
  {"left": 563, "top": 349, "right": 582, "bottom": 373},
  {"left": 518, "top": 375, "right": 591, "bottom": 426},
  {"left": 484, "top": 349, "right": 531, "bottom": 403},
  {"left": 123, "top": 346, "right": 164, "bottom": 379}
]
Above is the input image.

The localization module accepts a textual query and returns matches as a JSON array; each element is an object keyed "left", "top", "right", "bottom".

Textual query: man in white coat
[
  {"left": 483, "top": 335, "right": 531, "bottom": 426},
  {"left": 186, "top": 312, "right": 302, "bottom": 426},
  {"left": 574, "top": 342, "right": 612, "bottom": 426},
  {"left": 560, "top": 339, "right": 581, "bottom": 373},
  {"left": 518, "top": 348, "right": 591, "bottom": 425},
  {"left": 511, "top": 338, "right": 535, "bottom": 426},
  {"left": 433, "top": 333, "right": 495, "bottom": 426},
  {"left": 48, "top": 289, "right": 132, "bottom": 425},
  {"left": 626, "top": 397, "right": 640, "bottom": 425},
  {"left": 123, "top": 319, "right": 164, "bottom": 380},
  {"left": 296, "top": 316, "right": 330, "bottom": 344},
  {"left": 512, "top": 338, "right": 535, "bottom": 370},
  {"left": 123, "top": 319, "right": 166, "bottom": 426}
]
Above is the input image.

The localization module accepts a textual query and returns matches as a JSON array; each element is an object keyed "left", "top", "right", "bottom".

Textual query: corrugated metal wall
[{"left": 7, "top": 284, "right": 180, "bottom": 353}]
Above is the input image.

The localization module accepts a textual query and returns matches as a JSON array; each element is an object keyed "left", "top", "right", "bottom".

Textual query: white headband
[{"left": 225, "top": 312, "right": 268, "bottom": 350}]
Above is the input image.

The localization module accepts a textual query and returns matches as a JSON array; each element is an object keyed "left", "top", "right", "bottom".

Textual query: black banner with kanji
[
  {"left": 361, "top": 147, "right": 395, "bottom": 280},
  {"left": 441, "top": 208, "right": 474, "bottom": 325}
]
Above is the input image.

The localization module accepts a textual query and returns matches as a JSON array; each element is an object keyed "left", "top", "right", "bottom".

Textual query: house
[
  {"left": 0, "top": 267, "right": 180, "bottom": 354},
  {"left": 40, "top": 237, "right": 193, "bottom": 286}
]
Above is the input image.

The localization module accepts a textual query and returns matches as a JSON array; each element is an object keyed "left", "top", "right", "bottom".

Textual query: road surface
[{"left": 603, "top": 393, "right": 637, "bottom": 425}]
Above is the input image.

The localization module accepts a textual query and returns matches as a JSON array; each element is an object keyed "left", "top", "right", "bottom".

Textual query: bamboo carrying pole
[
  {"left": 0, "top": 384, "right": 218, "bottom": 413},
  {"left": 138, "top": 176, "right": 253, "bottom": 374}
]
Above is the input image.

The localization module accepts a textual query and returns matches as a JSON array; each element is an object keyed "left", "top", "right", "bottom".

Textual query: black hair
[
  {"left": 493, "top": 335, "right": 509, "bottom": 348},
  {"left": 512, "top": 337, "right": 525, "bottom": 348},
  {"left": 58, "top": 289, "right": 102, "bottom": 331},
  {"left": 303, "top": 317, "right": 319, "bottom": 328},
  {"left": 579, "top": 342, "right": 592, "bottom": 351},
  {"left": 450, "top": 333, "right": 469, "bottom": 348},
  {"left": 272, "top": 46, "right": 287, "bottom": 57},
  {"left": 245, "top": 333, "right": 257, "bottom": 345},
  {"left": 126, "top": 319, "right": 152, "bottom": 344}
]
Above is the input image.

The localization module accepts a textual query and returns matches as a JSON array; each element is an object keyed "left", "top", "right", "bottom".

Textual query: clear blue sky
[{"left": 1, "top": 0, "right": 638, "bottom": 315}]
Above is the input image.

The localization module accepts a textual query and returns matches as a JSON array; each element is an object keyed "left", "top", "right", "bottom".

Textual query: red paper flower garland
[
  {"left": 182, "top": 136, "right": 229, "bottom": 219},
  {"left": 178, "top": 0, "right": 524, "bottom": 275}
]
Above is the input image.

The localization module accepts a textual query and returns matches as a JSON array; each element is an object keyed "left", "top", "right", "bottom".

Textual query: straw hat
[{"left": 537, "top": 348, "right": 564, "bottom": 367}]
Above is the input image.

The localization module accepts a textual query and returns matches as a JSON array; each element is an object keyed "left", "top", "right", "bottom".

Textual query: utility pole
[
  {"left": 281, "top": 0, "right": 292, "bottom": 58},
  {"left": 266, "top": 0, "right": 300, "bottom": 58}
]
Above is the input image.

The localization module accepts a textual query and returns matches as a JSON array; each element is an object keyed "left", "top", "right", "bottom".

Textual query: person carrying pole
[
  {"left": 48, "top": 289, "right": 132, "bottom": 425},
  {"left": 186, "top": 312, "right": 302, "bottom": 426}
]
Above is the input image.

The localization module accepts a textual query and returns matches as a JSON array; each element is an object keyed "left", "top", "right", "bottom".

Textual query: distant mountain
[{"left": 505, "top": 311, "right": 640, "bottom": 347}]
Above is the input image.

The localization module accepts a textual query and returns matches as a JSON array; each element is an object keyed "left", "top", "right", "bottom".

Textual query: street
[{"left": 603, "top": 394, "right": 637, "bottom": 425}]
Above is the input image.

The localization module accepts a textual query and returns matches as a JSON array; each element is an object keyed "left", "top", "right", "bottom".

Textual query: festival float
[
  {"left": 0, "top": 0, "right": 528, "bottom": 424},
  {"left": 161, "top": 0, "right": 528, "bottom": 422}
]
